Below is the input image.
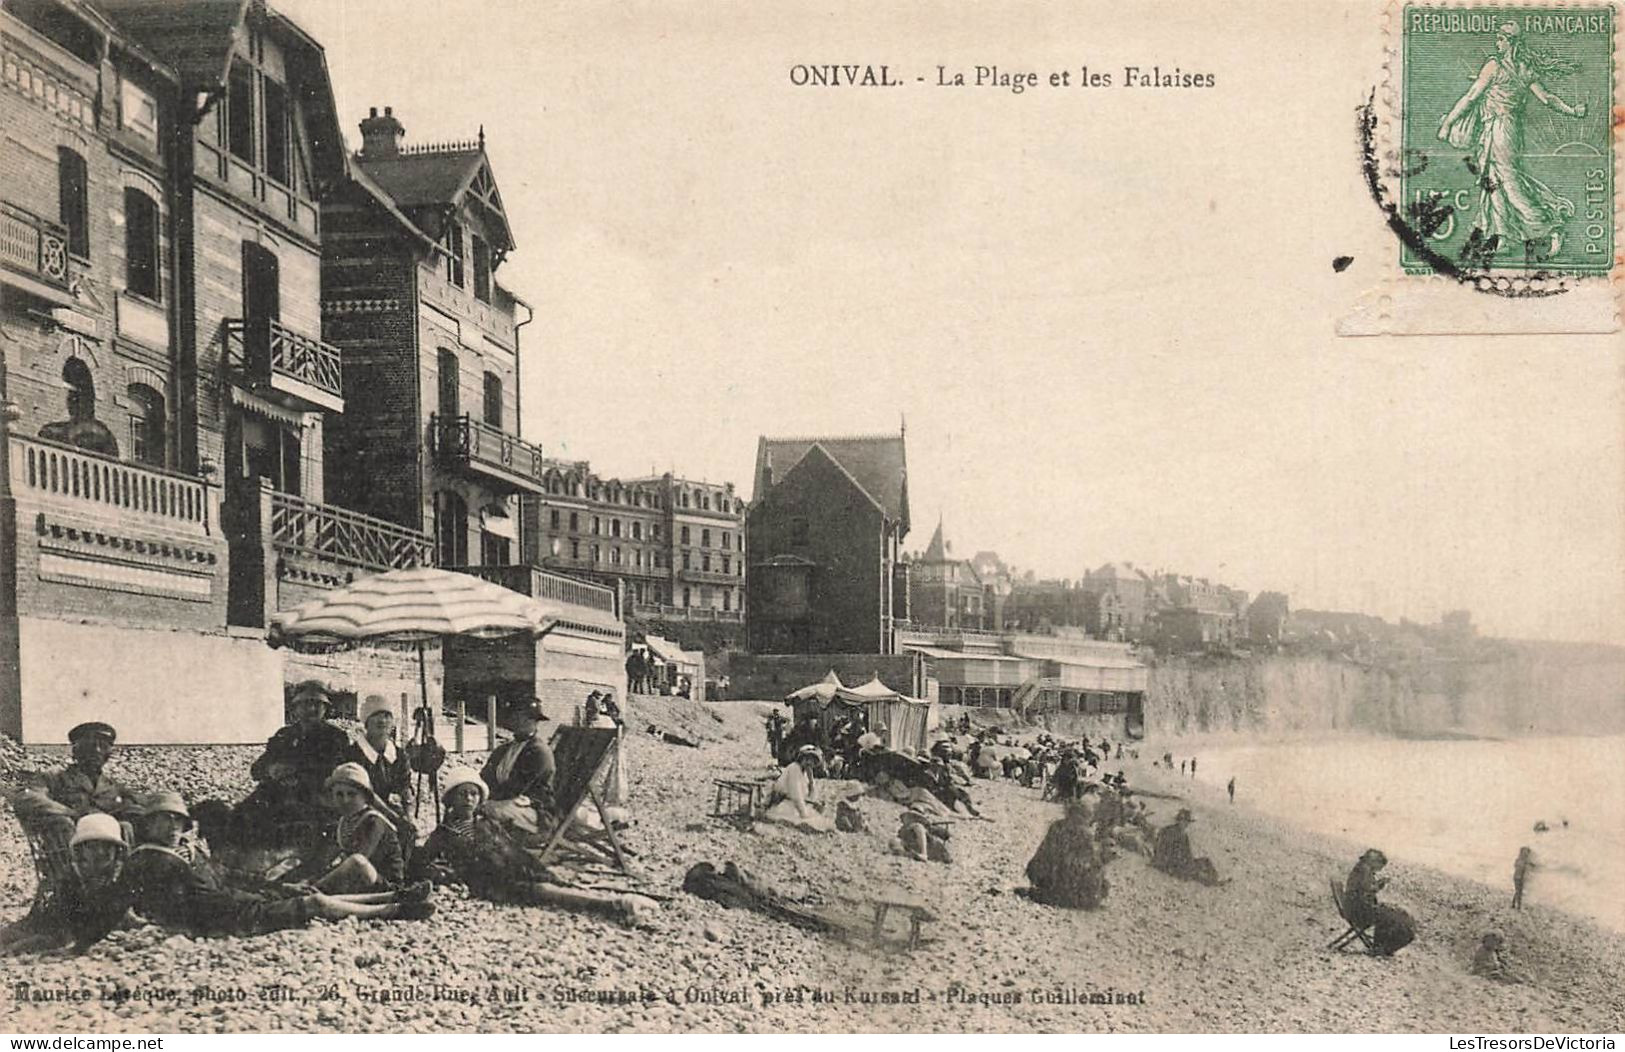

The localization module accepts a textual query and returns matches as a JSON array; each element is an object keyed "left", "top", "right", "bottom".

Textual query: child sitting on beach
[{"left": 301, "top": 763, "right": 405, "bottom": 892}]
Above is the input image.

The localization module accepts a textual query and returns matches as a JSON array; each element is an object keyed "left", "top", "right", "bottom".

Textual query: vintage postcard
[{"left": 1, "top": 0, "right": 1621, "bottom": 1039}]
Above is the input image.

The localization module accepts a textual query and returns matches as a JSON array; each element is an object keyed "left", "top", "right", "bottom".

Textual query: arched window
[
  {"left": 127, "top": 383, "right": 166, "bottom": 466},
  {"left": 123, "top": 188, "right": 160, "bottom": 301},
  {"left": 40, "top": 358, "right": 118, "bottom": 457}
]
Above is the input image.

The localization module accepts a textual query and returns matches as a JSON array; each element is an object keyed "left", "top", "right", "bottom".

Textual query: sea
[{"left": 1193, "top": 734, "right": 1625, "bottom": 932}]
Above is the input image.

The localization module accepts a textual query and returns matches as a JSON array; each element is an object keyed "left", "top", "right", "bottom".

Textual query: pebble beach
[{"left": 3, "top": 697, "right": 1623, "bottom": 1034}]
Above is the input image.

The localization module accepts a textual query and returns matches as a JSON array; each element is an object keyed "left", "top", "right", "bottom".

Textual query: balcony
[
  {"left": 679, "top": 566, "right": 742, "bottom": 586},
  {"left": 633, "top": 602, "right": 743, "bottom": 623},
  {"left": 431, "top": 413, "right": 545, "bottom": 495},
  {"left": 448, "top": 563, "right": 620, "bottom": 623},
  {"left": 9, "top": 434, "right": 216, "bottom": 539},
  {"left": 1, "top": 201, "right": 71, "bottom": 299},
  {"left": 268, "top": 490, "right": 431, "bottom": 572},
  {"left": 225, "top": 318, "right": 345, "bottom": 414}
]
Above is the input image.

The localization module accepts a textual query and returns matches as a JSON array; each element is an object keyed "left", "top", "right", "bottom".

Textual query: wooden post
[
  {"left": 399, "top": 691, "right": 409, "bottom": 730},
  {"left": 486, "top": 694, "right": 497, "bottom": 752},
  {"left": 455, "top": 698, "right": 466, "bottom": 755}
]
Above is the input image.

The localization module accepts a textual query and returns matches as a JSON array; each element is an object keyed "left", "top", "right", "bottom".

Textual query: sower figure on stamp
[{"left": 1436, "top": 20, "right": 1588, "bottom": 258}]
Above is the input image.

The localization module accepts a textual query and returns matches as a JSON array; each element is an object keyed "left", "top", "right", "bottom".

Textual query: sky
[{"left": 278, "top": 0, "right": 1625, "bottom": 644}]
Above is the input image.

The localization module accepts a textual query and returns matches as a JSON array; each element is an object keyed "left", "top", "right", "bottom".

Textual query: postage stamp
[{"left": 1399, "top": 6, "right": 1614, "bottom": 275}]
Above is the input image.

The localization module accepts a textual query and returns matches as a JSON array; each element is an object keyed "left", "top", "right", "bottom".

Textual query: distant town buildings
[
  {"left": 1082, "top": 562, "right": 1155, "bottom": 639},
  {"left": 906, "top": 519, "right": 990, "bottom": 631},
  {"left": 746, "top": 430, "right": 910, "bottom": 654},
  {"left": 519, "top": 468, "right": 746, "bottom": 622}
]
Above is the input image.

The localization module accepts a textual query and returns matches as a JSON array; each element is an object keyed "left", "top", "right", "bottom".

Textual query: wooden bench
[
  {"left": 871, "top": 888, "right": 937, "bottom": 949},
  {"left": 711, "top": 779, "right": 771, "bottom": 818}
]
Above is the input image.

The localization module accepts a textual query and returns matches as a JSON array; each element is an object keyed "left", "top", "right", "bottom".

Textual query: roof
[
  {"left": 94, "top": 0, "right": 347, "bottom": 186},
  {"left": 355, "top": 146, "right": 515, "bottom": 253},
  {"left": 1089, "top": 561, "right": 1150, "bottom": 583},
  {"left": 755, "top": 431, "right": 909, "bottom": 532},
  {"left": 921, "top": 519, "right": 948, "bottom": 561},
  {"left": 643, "top": 634, "right": 699, "bottom": 669},
  {"left": 903, "top": 644, "right": 1026, "bottom": 663},
  {"left": 94, "top": 0, "right": 246, "bottom": 88}
]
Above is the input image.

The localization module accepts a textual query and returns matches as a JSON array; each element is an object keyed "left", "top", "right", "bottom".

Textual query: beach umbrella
[
  {"left": 268, "top": 566, "right": 564, "bottom": 820},
  {"left": 269, "top": 565, "right": 551, "bottom": 645}
]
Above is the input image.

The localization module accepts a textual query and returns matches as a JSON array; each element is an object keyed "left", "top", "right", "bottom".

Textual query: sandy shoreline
[{"left": 3, "top": 698, "right": 1623, "bottom": 1033}]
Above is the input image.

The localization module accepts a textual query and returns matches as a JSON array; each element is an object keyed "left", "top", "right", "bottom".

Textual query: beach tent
[
  {"left": 645, "top": 635, "right": 704, "bottom": 697},
  {"left": 836, "top": 676, "right": 932, "bottom": 754}
]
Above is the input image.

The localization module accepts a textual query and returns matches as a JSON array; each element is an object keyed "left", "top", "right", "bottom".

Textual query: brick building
[
  {"left": 1005, "top": 577, "right": 1092, "bottom": 633},
  {"left": 519, "top": 467, "right": 746, "bottom": 622},
  {"left": 906, "top": 518, "right": 988, "bottom": 631},
  {"left": 0, "top": 0, "right": 617, "bottom": 740},
  {"left": 746, "top": 430, "right": 909, "bottom": 654},
  {"left": 1151, "top": 573, "right": 1248, "bottom": 651},
  {"left": 1081, "top": 561, "right": 1154, "bottom": 639}
]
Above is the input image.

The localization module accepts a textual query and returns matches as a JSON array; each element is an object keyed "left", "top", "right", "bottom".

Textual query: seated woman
[
  {"left": 1345, "top": 848, "right": 1416, "bottom": 956},
  {"left": 295, "top": 764, "right": 406, "bottom": 893},
  {"left": 344, "top": 696, "right": 415, "bottom": 836},
  {"left": 480, "top": 699, "right": 557, "bottom": 842},
  {"left": 763, "top": 745, "right": 835, "bottom": 831},
  {"left": 124, "top": 791, "right": 432, "bottom": 936},
  {"left": 1024, "top": 802, "right": 1109, "bottom": 909},
  {"left": 410, "top": 769, "right": 656, "bottom": 925},
  {"left": 1151, "top": 809, "right": 1223, "bottom": 887},
  {"left": 1, "top": 813, "right": 133, "bottom": 955}
]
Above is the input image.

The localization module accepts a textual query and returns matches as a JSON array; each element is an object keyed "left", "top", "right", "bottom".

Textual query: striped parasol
[{"left": 268, "top": 566, "right": 551, "bottom": 647}]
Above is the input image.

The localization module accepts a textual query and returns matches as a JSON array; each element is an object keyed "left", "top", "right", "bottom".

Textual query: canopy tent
[{"left": 782, "top": 673, "right": 932, "bottom": 755}]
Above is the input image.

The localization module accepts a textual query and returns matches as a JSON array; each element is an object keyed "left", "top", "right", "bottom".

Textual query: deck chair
[
  {"left": 1328, "top": 878, "right": 1376, "bottom": 953},
  {"left": 11, "top": 805, "right": 76, "bottom": 922},
  {"left": 534, "top": 727, "right": 632, "bottom": 875}
]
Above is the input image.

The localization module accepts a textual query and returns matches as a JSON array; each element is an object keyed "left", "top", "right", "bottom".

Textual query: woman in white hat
[
  {"left": 2, "top": 813, "right": 132, "bottom": 955},
  {"left": 344, "top": 695, "right": 416, "bottom": 845}
]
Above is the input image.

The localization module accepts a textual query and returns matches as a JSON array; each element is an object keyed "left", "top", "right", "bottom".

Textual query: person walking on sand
[
  {"left": 1190, "top": 757, "right": 1197, "bottom": 779},
  {"left": 1512, "top": 846, "right": 1536, "bottom": 909},
  {"left": 1180, "top": 760, "right": 1187, "bottom": 777},
  {"left": 1227, "top": 777, "right": 1236, "bottom": 804}
]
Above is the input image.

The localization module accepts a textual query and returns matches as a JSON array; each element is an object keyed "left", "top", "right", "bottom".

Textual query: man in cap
[
  {"left": 480, "top": 698, "right": 557, "bottom": 839},
  {"left": 1152, "top": 809, "right": 1223, "bottom": 886},
  {"left": 12, "top": 722, "right": 140, "bottom": 839}
]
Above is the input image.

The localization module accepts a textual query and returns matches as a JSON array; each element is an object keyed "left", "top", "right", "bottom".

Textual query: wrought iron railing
[
  {"left": 431, "top": 413, "right": 545, "bottom": 488},
  {"left": 224, "top": 318, "right": 344, "bottom": 404},
  {"left": 268, "top": 491, "right": 431, "bottom": 571},
  {"left": 633, "top": 602, "right": 743, "bottom": 622},
  {"left": 449, "top": 564, "right": 618, "bottom": 614},
  {"left": 9, "top": 434, "right": 212, "bottom": 535},
  {"left": 1, "top": 201, "right": 69, "bottom": 290}
]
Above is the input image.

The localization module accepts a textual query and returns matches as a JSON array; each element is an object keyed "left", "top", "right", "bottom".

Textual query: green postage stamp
[{"left": 1400, "top": 6, "right": 1614, "bottom": 274}]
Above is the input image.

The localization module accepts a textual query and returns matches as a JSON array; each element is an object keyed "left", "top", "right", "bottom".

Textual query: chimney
[{"left": 359, "top": 106, "right": 405, "bottom": 159}]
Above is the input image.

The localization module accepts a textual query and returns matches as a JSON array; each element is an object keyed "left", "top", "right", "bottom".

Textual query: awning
[
  {"left": 644, "top": 634, "right": 698, "bottom": 670},
  {"left": 480, "top": 504, "right": 517, "bottom": 540},
  {"left": 230, "top": 385, "right": 309, "bottom": 427}
]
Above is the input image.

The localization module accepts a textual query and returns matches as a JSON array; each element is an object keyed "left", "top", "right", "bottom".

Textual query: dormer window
[
  {"left": 119, "top": 76, "right": 158, "bottom": 147},
  {"left": 263, "top": 78, "right": 290, "bottom": 185},
  {"left": 471, "top": 234, "right": 491, "bottom": 302},
  {"left": 227, "top": 61, "right": 255, "bottom": 164},
  {"left": 443, "top": 221, "right": 465, "bottom": 287}
]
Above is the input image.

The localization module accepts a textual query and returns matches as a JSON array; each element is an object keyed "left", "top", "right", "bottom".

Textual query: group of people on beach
[{"left": 2, "top": 682, "right": 653, "bottom": 956}]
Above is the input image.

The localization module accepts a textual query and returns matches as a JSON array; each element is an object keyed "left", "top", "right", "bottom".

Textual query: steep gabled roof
[
  {"left": 755, "top": 431, "right": 909, "bottom": 533},
  {"left": 921, "top": 518, "right": 948, "bottom": 561},
  {"left": 93, "top": 0, "right": 246, "bottom": 88},
  {"left": 356, "top": 146, "right": 515, "bottom": 253},
  {"left": 94, "top": 0, "right": 347, "bottom": 187}
]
